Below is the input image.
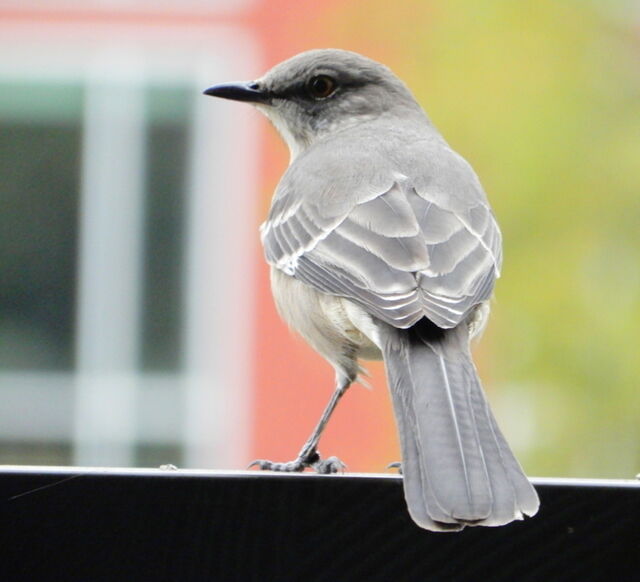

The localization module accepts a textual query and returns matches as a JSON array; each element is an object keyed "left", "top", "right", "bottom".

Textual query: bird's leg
[{"left": 249, "top": 376, "right": 351, "bottom": 474}]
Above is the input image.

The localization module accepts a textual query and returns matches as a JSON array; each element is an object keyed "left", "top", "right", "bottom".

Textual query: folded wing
[{"left": 261, "top": 140, "right": 502, "bottom": 330}]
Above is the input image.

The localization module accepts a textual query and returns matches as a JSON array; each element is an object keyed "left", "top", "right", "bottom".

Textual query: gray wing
[{"left": 261, "top": 141, "right": 502, "bottom": 329}]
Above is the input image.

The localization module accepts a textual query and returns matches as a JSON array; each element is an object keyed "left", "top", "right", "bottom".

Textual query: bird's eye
[{"left": 306, "top": 75, "right": 337, "bottom": 99}]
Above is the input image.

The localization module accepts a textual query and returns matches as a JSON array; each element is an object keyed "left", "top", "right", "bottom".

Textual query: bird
[{"left": 203, "top": 49, "right": 539, "bottom": 531}]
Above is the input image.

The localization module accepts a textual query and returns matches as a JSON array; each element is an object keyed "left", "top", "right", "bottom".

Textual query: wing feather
[{"left": 261, "top": 137, "right": 502, "bottom": 329}]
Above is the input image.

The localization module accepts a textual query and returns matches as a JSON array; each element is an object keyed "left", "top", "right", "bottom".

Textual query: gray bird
[{"left": 204, "top": 49, "right": 539, "bottom": 531}]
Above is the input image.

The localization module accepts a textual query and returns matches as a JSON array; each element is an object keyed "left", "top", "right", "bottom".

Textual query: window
[{"left": 0, "top": 22, "right": 260, "bottom": 469}]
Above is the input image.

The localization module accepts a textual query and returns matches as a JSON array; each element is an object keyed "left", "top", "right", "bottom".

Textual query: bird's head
[{"left": 204, "top": 49, "right": 423, "bottom": 160}]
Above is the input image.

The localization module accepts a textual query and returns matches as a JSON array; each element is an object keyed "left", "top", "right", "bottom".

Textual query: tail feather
[{"left": 379, "top": 322, "right": 539, "bottom": 531}]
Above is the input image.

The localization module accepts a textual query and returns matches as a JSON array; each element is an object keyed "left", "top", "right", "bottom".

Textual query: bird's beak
[{"left": 203, "top": 81, "right": 270, "bottom": 104}]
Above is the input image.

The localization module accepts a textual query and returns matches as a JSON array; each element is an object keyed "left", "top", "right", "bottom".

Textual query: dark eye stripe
[{"left": 268, "top": 76, "right": 366, "bottom": 102}]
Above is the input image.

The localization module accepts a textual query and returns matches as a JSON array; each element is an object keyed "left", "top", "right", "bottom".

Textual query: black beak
[{"left": 203, "top": 81, "right": 270, "bottom": 104}]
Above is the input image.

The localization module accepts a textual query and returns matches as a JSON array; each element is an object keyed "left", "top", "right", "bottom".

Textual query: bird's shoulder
[
  {"left": 269, "top": 118, "right": 492, "bottom": 223},
  {"left": 260, "top": 122, "right": 502, "bottom": 328}
]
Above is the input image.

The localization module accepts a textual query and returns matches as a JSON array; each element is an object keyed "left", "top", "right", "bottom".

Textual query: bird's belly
[{"left": 270, "top": 267, "right": 383, "bottom": 367}]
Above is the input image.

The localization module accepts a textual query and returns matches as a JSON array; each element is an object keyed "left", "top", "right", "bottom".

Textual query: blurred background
[{"left": 0, "top": 0, "right": 638, "bottom": 478}]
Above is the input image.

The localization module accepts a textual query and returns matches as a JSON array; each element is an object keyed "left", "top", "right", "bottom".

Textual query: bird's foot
[
  {"left": 249, "top": 450, "right": 345, "bottom": 474},
  {"left": 386, "top": 462, "right": 403, "bottom": 475},
  {"left": 314, "top": 456, "right": 346, "bottom": 474}
]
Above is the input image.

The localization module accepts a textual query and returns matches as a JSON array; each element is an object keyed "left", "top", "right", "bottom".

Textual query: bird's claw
[
  {"left": 248, "top": 458, "right": 306, "bottom": 472},
  {"left": 314, "top": 456, "right": 346, "bottom": 474},
  {"left": 248, "top": 451, "right": 346, "bottom": 474},
  {"left": 386, "top": 461, "right": 403, "bottom": 474}
]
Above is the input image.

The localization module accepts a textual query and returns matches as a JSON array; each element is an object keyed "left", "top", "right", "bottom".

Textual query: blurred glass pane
[
  {"left": 0, "top": 83, "right": 83, "bottom": 123},
  {"left": 134, "top": 443, "right": 182, "bottom": 468},
  {"left": 0, "top": 441, "right": 72, "bottom": 466},
  {"left": 140, "top": 85, "right": 190, "bottom": 372},
  {"left": 0, "top": 82, "right": 83, "bottom": 371}
]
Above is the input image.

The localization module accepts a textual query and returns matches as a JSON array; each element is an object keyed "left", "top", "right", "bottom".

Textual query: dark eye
[{"left": 306, "top": 75, "right": 337, "bottom": 99}]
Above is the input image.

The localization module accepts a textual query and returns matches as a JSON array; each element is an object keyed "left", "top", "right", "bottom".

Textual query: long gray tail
[{"left": 379, "top": 322, "right": 539, "bottom": 531}]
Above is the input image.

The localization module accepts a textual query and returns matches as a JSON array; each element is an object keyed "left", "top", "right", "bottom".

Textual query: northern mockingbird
[{"left": 204, "top": 49, "right": 539, "bottom": 531}]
